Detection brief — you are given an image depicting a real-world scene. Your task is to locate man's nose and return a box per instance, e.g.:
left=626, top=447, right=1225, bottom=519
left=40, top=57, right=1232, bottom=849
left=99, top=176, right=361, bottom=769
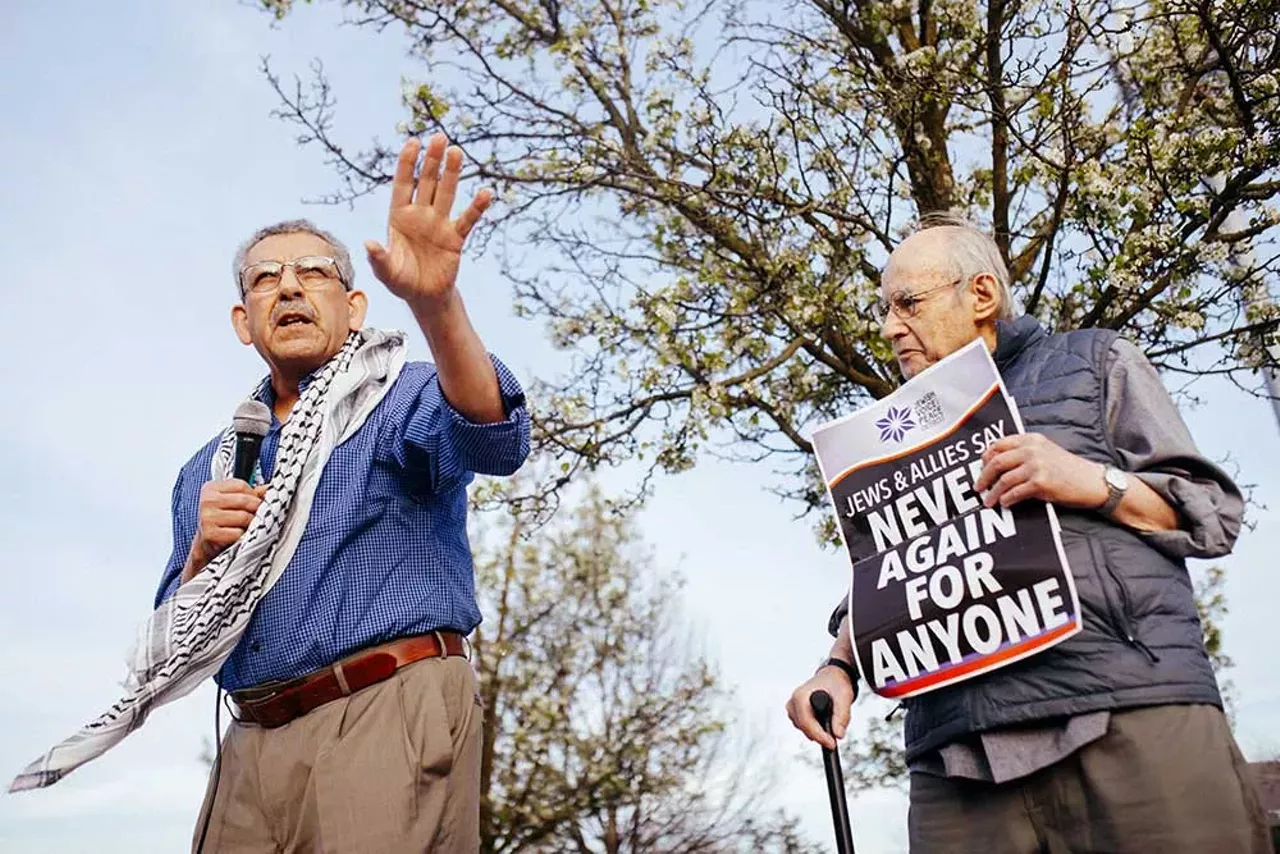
left=277, top=265, right=305, bottom=298
left=880, top=308, right=907, bottom=341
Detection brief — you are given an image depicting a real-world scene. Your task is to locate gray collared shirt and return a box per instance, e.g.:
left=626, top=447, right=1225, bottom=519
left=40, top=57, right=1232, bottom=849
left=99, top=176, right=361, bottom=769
left=910, top=338, right=1244, bottom=784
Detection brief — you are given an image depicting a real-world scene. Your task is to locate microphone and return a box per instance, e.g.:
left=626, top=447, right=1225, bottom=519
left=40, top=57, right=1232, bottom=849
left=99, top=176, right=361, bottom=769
left=231, top=401, right=271, bottom=484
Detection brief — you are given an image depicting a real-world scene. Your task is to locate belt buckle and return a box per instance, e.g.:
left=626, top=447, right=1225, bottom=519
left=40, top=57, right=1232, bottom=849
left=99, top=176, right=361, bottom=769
left=223, top=691, right=246, bottom=724
left=433, top=630, right=449, bottom=660
left=231, top=675, right=301, bottom=719
left=236, top=674, right=301, bottom=703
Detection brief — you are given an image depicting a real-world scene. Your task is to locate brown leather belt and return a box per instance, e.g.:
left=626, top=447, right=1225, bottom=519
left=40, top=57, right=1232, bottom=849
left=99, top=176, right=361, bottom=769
left=230, top=631, right=468, bottom=729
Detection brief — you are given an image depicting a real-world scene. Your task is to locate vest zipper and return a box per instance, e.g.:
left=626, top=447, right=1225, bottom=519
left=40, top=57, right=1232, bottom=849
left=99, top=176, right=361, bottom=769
left=1089, top=538, right=1159, bottom=665
left=1130, top=636, right=1160, bottom=664
left=1108, top=573, right=1159, bottom=663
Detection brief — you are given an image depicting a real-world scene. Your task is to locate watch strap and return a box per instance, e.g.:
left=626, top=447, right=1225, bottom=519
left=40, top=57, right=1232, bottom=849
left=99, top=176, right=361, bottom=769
left=1099, top=466, right=1125, bottom=516
left=820, top=657, right=859, bottom=685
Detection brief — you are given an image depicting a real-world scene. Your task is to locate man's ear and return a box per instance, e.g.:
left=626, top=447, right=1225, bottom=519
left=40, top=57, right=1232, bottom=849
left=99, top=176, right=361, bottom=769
left=231, top=303, right=254, bottom=346
left=347, top=290, right=368, bottom=332
left=968, top=272, right=1004, bottom=323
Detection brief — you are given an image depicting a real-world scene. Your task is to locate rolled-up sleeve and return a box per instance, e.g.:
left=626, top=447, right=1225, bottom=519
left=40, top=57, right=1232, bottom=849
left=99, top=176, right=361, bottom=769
left=400, top=354, right=531, bottom=492
left=1105, top=339, right=1243, bottom=559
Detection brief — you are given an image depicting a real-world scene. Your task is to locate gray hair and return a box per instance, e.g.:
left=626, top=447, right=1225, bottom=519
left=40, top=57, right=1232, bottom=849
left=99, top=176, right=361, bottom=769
left=900, top=210, right=1016, bottom=321
left=232, top=218, right=355, bottom=297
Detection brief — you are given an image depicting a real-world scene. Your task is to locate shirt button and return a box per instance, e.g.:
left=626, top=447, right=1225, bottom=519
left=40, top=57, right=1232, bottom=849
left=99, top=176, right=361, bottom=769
left=250, top=641, right=262, bottom=653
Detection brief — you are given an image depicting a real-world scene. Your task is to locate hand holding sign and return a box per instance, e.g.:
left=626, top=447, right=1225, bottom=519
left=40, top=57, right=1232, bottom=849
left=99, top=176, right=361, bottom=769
left=811, top=340, right=1082, bottom=700
left=976, top=433, right=1109, bottom=510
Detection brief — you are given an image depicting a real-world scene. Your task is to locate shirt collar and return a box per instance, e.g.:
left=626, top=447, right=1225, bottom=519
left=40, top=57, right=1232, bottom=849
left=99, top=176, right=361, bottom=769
left=252, top=368, right=322, bottom=414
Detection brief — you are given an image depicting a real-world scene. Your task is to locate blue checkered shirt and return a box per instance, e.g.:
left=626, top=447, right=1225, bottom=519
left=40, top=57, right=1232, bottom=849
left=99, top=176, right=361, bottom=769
left=154, top=355, right=530, bottom=692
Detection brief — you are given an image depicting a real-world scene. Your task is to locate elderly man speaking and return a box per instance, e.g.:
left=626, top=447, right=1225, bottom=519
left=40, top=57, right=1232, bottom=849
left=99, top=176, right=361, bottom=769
left=13, top=133, right=530, bottom=853
left=786, top=213, right=1270, bottom=852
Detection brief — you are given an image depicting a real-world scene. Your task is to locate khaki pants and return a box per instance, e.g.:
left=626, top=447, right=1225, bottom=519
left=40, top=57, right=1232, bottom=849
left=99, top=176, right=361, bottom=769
left=192, top=656, right=482, bottom=854
left=908, top=704, right=1272, bottom=853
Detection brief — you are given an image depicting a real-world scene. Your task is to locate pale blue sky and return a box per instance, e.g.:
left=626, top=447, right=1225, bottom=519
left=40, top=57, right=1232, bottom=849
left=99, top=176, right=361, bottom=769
left=0, top=3, right=1276, bottom=852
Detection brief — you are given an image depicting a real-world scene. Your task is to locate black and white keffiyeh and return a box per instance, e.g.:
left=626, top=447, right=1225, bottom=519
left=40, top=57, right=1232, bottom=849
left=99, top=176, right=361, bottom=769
left=10, top=328, right=406, bottom=792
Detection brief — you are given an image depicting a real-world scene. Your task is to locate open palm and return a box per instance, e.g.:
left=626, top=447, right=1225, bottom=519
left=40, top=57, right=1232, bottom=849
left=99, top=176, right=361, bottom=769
left=365, top=134, right=492, bottom=303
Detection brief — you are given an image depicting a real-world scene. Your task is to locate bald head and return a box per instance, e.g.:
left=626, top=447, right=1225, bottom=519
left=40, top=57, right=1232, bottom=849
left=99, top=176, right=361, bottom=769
left=886, top=227, right=964, bottom=289
left=877, top=214, right=1014, bottom=378
left=884, top=218, right=1014, bottom=321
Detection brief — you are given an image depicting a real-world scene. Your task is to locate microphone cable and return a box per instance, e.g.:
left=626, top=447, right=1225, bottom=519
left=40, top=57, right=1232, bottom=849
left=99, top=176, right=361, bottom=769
left=194, top=685, right=225, bottom=854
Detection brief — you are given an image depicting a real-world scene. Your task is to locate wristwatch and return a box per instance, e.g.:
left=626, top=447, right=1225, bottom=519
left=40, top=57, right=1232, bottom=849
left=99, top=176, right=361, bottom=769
left=1098, top=465, right=1129, bottom=516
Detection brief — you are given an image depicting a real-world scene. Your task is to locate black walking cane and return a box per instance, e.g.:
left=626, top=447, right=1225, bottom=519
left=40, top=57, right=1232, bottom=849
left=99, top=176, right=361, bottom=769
left=810, top=690, right=856, bottom=854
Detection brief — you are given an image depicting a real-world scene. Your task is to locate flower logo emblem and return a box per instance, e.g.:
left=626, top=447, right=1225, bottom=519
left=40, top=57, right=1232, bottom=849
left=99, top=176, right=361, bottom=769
left=876, top=405, right=916, bottom=443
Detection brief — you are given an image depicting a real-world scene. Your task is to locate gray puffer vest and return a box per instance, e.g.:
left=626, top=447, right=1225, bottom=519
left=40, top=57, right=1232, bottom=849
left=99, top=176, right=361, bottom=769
left=900, top=316, right=1222, bottom=762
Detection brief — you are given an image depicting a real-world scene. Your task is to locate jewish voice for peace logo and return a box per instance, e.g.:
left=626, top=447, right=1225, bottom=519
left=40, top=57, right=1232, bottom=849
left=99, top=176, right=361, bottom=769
left=876, top=405, right=916, bottom=443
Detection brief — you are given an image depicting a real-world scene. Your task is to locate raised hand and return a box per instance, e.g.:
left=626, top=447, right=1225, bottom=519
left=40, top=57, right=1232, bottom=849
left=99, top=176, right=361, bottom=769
left=181, top=479, right=268, bottom=583
left=365, top=133, right=493, bottom=306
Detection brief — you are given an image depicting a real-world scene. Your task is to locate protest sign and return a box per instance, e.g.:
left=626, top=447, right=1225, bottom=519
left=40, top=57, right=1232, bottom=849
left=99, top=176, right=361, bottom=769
left=812, top=340, right=1081, bottom=699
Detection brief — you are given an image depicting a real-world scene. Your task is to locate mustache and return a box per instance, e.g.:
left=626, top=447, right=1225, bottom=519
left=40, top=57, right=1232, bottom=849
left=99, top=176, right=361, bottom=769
left=270, top=300, right=318, bottom=326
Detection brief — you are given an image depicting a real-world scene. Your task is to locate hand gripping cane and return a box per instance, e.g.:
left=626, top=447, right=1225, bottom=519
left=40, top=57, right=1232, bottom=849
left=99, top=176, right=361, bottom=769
left=809, top=690, right=856, bottom=854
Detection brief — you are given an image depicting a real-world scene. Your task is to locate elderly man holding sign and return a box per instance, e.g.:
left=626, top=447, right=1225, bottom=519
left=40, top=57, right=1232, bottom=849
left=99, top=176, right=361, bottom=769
left=786, top=213, right=1270, bottom=852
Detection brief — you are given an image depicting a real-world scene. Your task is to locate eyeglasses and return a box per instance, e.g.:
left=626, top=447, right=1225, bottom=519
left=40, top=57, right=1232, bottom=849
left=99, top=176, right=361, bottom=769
left=872, top=277, right=963, bottom=324
left=239, top=255, right=347, bottom=296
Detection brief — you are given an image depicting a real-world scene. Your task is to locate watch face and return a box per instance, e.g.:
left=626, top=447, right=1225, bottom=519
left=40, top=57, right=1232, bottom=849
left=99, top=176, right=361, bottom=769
left=1105, top=467, right=1129, bottom=490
